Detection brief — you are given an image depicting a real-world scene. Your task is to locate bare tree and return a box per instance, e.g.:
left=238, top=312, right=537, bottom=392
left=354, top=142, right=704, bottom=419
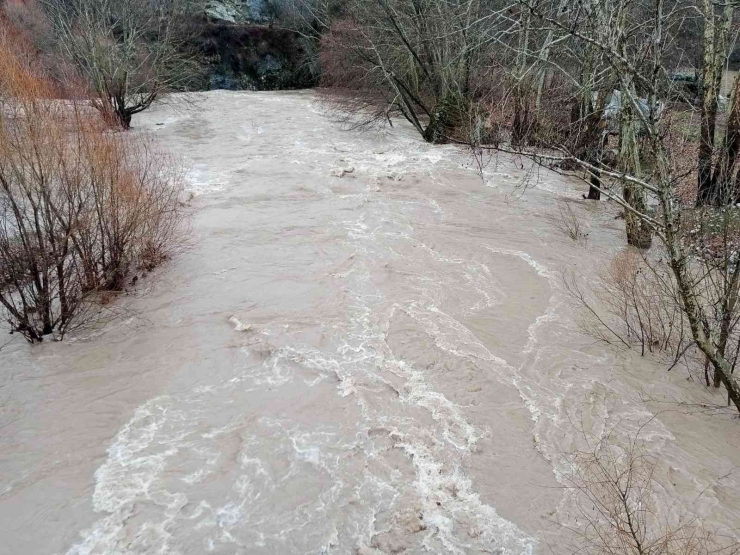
left=318, top=0, right=511, bottom=143
left=465, top=0, right=740, bottom=412
left=41, top=0, right=200, bottom=129
left=696, top=0, right=735, bottom=207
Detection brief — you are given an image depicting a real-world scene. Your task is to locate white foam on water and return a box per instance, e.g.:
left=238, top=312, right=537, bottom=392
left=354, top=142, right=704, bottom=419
left=185, top=164, right=228, bottom=195
left=311, top=199, right=538, bottom=553
left=60, top=92, right=729, bottom=555
left=523, top=301, right=560, bottom=355
left=66, top=398, right=183, bottom=555
left=484, top=246, right=553, bottom=279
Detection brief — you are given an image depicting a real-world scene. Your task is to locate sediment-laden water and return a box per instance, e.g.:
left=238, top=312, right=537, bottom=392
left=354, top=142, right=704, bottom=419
left=1, top=91, right=738, bottom=555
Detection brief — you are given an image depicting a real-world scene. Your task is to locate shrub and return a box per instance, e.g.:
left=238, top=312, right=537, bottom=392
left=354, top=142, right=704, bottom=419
left=0, top=21, right=186, bottom=341
left=562, top=250, right=697, bottom=369
left=559, top=425, right=739, bottom=555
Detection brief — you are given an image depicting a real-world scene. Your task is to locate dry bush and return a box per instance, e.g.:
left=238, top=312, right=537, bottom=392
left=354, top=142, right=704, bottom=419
left=71, top=131, right=186, bottom=291
left=563, top=250, right=696, bottom=365
left=564, top=245, right=740, bottom=392
left=599, top=251, right=689, bottom=357
left=564, top=244, right=740, bottom=413
left=0, top=21, right=186, bottom=342
left=558, top=425, right=739, bottom=555
left=2, top=0, right=79, bottom=90
left=548, top=200, right=589, bottom=243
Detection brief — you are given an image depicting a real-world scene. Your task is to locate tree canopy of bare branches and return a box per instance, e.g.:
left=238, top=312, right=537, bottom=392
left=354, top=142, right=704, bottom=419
left=40, top=0, right=201, bottom=128
left=317, top=0, right=513, bottom=142
left=303, top=0, right=740, bottom=414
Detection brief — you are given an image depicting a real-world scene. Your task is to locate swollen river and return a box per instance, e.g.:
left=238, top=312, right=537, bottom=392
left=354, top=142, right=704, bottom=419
left=1, top=91, right=738, bottom=555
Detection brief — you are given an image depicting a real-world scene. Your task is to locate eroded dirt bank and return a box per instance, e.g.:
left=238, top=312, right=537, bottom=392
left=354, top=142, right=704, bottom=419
left=0, top=91, right=738, bottom=555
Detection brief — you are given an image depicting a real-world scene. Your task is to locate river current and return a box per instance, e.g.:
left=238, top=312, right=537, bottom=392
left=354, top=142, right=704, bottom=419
left=1, top=91, right=738, bottom=555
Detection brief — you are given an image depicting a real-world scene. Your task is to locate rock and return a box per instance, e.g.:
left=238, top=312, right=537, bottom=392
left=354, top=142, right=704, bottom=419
left=229, top=316, right=252, bottom=332
left=205, top=0, right=270, bottom=24
left=205, top=1, right=240, bottom=23
left=195, top=24, right=317, bottom=91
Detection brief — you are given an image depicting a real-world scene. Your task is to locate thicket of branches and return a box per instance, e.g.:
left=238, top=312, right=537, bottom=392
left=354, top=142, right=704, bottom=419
left=8, top=0, right=204, bottom=129
left=0, top=19, right=186, bottom=341
left=558, top=424, right=739, bottom=555
left=563, top=248, right=740, bottom=394
left=291, top=0, right=740, bottom=416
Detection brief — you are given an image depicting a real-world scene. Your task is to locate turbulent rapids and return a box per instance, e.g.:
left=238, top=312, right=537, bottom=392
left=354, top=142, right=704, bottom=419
left=1, top=91, right=738, bottom=555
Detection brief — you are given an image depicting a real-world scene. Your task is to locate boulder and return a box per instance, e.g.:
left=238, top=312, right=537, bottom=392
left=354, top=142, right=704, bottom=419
left=204, top=0, right=269, bottom=24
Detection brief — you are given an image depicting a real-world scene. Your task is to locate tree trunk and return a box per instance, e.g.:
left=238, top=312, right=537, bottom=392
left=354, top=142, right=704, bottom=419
left=697, top=0, right=718, bottom=205
left=569, top=46, right=608, bottom=200
left=696, top=1, right=734, bottom=205
left=697, top=93, right=719, bottom=205
left=671, top=258, right=740, bottom=412
left=511, top=9, right=532, bottom=148
left=423, top=93, right=464, bottom=144
left=587, top=171, right=602, bottom=200
left=118, top=108, right=133, bottom=130
left=511, top=87, right=531, bottom=148
left=619, top=85, right=652, bottom=248
left=659, top=185, right=740, bottom=412
left=534, top=0, right=570, bottom=110
left=713, top=73, right=740, bottom=204
left=714, top=259, right=740, bottom=387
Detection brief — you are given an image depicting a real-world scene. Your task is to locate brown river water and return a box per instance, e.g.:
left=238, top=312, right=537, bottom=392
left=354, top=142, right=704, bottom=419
left=1, top=90, right=738, bottom=555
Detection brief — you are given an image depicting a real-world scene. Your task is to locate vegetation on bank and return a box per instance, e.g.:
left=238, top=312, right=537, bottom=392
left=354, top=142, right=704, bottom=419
left=0, top=1, right=738, bottom=551
left=0, top=18, right=186, bottom=341
left=262, top=0, right=740, bottom=417
left=3, top=0, right=317, bottom=128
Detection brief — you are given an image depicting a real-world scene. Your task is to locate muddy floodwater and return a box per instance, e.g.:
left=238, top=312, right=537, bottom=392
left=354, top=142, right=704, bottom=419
left=1, top=91, right=738, bottom=555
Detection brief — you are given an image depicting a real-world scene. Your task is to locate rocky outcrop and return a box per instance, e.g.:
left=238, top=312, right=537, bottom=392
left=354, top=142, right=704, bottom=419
left=173, top=1, right=318, bottom=92
left=204, top=0, right=269, bottom=24
left=195, top=21, right=316, bottom=91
